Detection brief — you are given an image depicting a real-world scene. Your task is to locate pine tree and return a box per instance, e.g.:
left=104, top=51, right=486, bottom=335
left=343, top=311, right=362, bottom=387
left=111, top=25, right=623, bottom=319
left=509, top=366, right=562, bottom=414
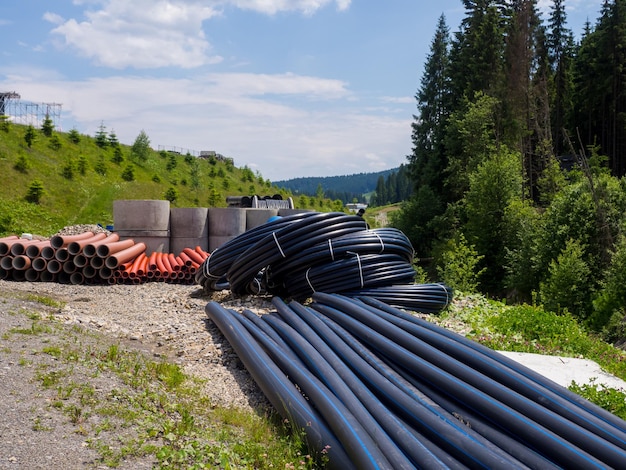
left=448, top=0, right=507, bottom=107
left=409, top=14, right=451, bottom=197
left=572, top=0, right=626, bottom=176
left=41, top=114, right=54, bottom=137
left=95, top=122, right=108, bottom=148
left=547, top=0, right=575, bottom=156
left=503, top=0, right=551, bottom=201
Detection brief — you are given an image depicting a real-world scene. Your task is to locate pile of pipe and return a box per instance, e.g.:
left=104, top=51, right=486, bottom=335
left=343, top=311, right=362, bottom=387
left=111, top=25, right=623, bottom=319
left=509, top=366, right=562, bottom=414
left=196, top=211, right=448, bottom=311
left=0, top=232, right=208, bottom=285
left=206, top=293, right=626, bottom=469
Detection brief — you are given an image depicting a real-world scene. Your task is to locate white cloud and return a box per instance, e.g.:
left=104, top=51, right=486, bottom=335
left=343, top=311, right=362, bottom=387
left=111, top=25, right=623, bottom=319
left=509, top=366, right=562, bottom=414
left=227, top=0, right=351, bottom=15
left=47, top=0, right=222, bottom=68
left=0, top=71, right=408, bottom=180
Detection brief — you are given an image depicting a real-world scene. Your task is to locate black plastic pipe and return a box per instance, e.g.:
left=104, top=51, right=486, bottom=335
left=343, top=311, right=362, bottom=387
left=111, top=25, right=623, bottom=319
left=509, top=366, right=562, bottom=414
left=311, top=294, right=615, bottom=469
left=204, top=301, right=354, bottom=470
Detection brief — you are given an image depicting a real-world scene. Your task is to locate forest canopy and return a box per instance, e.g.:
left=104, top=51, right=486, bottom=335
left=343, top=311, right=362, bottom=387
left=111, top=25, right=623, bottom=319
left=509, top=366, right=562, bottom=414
left=394, top=0, right=626, bottom=338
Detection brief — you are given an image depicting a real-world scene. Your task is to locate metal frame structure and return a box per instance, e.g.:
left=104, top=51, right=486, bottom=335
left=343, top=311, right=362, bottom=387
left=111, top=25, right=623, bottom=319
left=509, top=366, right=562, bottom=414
left=0, top=91, right=62, bottom=129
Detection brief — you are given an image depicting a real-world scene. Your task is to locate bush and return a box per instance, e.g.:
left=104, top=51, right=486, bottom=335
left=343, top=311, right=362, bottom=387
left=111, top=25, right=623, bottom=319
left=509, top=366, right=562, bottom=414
left=25, top=180, right=45, bottom=204
left=591, top=234, right=626, bottom=332
left=121, top=165, right=135, bottom=182
left=14, top=154, right=30, bottom=173
left=539, top=238, right=593, bottom=320
left=436, top=232, right=485, bottom=293
left=164, top=187, right=178, bottom=203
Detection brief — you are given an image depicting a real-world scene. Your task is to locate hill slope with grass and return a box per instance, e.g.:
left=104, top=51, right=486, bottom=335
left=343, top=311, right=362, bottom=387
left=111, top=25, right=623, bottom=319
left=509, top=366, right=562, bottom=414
left=0, top=121, right=314, bottom=237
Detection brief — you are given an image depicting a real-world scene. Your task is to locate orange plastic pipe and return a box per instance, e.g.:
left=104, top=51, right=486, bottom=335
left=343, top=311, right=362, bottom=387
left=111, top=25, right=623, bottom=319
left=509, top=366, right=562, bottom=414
left=194, top=245, right=210, bottom=260
left=50, top=231, right=94, bottom=249
left=67, top=232, right=107, bottom=256
left=182, top=247, right=205, bottom=265
left=155, top=252, right=167, bottom=278
left=104, top=242, right=146, bottom=269
left=96, top=238, right=135, bottom=258
left=83, top=233, right=121, bottom=257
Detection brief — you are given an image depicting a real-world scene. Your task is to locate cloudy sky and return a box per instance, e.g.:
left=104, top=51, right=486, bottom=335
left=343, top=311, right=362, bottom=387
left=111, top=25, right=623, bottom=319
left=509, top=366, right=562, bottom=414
left=0, top=0, right=603, bottom=181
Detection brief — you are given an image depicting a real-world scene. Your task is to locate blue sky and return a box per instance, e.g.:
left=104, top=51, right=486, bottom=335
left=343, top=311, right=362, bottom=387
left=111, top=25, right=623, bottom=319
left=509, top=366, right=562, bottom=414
left=0, top=0, right=603, bottom=181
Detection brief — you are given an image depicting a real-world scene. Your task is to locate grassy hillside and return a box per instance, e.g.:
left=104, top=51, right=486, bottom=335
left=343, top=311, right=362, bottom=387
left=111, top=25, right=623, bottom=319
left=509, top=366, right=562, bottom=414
left=0, top=121, right=303, bottom=237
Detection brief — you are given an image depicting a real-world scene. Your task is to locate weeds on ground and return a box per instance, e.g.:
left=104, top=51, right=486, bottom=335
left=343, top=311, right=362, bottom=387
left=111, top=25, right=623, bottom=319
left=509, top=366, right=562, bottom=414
left=441, top=292, right=626, bottom=413
left=6, top=308, right=326, bottom=469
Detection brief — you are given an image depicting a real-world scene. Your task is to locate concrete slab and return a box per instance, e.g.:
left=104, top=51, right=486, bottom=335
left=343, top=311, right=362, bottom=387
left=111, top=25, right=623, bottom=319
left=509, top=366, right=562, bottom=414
left=497, top=351, right=626, bottom=391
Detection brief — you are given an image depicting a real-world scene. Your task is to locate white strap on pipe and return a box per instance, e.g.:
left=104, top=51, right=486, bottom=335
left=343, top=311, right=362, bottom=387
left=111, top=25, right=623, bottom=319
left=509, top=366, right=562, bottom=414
left=272, top=231, right=287, bottom=258
left=305, top=267, right=315, bottom=294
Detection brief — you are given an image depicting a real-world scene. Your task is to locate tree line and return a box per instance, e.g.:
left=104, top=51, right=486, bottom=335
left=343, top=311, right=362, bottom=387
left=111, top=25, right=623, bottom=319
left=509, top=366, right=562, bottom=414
left=393, top=0, right=626, bottom=339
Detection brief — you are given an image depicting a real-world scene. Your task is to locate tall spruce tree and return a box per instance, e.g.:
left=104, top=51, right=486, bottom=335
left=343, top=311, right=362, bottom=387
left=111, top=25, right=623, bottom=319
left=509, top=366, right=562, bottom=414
left=448, top=0, right=508, bottom=107
left=398, top=14, right=452, bottom=255
left=547, top=0, right=575, bottom=157
left=572, top=0, right=626, bottom=176
left=503, top=0, right=551, bottom=201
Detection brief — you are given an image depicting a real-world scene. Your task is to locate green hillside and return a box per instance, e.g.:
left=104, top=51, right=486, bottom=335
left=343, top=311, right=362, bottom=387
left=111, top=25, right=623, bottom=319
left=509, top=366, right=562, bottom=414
left=0, top=120, right=318, bottom=237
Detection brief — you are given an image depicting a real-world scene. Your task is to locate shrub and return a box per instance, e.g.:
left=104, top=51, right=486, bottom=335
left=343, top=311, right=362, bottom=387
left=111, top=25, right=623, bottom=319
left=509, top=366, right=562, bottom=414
left=436, top=232, right=485, bottom=293
left=14, top=154, right=30, bottom=173
left=164, top=187, right=178, bottom=203
left=539, top=239, right=593, bottom=319
left=121, top=164, right=135, bottom=182
left=68, top=128, right=81, bottom=144
left=25, top=180, right=45, bottom=203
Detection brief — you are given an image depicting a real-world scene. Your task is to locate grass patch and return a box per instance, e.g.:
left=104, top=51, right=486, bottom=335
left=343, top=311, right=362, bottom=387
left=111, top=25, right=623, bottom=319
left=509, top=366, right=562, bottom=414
left=442, top=292, right=626, bottom=413
left=11, top=315, right=326, bottom=469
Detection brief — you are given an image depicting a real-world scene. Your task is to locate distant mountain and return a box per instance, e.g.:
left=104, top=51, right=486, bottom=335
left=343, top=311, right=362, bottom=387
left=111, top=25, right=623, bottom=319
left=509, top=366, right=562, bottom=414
left=273, top=168, right=398, bottom=203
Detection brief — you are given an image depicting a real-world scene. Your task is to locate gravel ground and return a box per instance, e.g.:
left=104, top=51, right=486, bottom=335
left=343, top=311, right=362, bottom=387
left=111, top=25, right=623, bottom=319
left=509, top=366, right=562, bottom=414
left=0, top=279, right=274, bottom=469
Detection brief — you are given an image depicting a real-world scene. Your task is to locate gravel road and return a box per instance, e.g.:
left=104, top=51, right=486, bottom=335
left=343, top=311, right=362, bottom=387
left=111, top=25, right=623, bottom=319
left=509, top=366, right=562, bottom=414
left=0, top=280, right=273, bottom=469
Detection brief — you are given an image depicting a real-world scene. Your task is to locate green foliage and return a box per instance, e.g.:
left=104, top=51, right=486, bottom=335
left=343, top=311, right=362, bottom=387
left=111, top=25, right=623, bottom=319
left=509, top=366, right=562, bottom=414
left=121, top=164, right=135, bottom=182
left=164, top=187, right=178, bottom=203
left=61, top=158, right=76, bottom=180
left=464, top=146, right=523, bottom=292
left=166, top=153, right=177, bottom=171
left=539, top=239, right=593, bottom=319
left=94, top=122, right=108, bottom=148
left=436, top=232, right=485, bottom=293
left=77, top=155, right=88, bottom=176
left=13, top=154, right=30, bottom=173
left=94, top=155, right=107, bottom=176
left=25, top=180, right=45, bottom=204
left=591, top=235, right=626, bottom=331
left=152, top=174, right=161, bottom=183
left=67, top=128, right=81, bottom=144
left=41, top=115, right=54, bottom=137
left=568, top=381, right=626, bottom=420
left=131, top=129, right=151, bottom=162
left=48, top=134, right=62, bottom=151
left=111, top=145, right=124, bottom=164
left=24, top=125, right=36, bottom=148
left=0, top=115, right=10, bottom=132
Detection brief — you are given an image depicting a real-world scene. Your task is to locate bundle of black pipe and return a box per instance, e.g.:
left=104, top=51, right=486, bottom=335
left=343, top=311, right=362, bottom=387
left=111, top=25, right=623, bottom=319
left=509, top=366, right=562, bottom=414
left=196, top=211, right=420, bottom=300
left=205, top=294, right=626, bottom=469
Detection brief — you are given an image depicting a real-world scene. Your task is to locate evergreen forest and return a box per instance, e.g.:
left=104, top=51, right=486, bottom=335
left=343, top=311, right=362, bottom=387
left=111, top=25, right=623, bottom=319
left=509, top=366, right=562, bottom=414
left=393, top=0, right=626, bottom=339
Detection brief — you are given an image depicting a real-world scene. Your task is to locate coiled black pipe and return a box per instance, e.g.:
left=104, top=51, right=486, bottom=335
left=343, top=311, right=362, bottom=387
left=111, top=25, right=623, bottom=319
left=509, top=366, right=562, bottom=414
left=227, top=213, right=368, bottom=295
left=196, top=211, right=316, bottom=289
left=342, top=283, right=454, bottom=313
left=268, top=228, right=415, bottom=280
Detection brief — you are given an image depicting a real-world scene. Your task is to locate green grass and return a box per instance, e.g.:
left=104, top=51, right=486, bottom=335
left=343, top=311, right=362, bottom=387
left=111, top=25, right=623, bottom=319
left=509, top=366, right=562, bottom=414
left=442, top=292, right=626, bottom=412
left=2, top=306, right=327, bottom=469
left=0, top=122, right=340, bottom=237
